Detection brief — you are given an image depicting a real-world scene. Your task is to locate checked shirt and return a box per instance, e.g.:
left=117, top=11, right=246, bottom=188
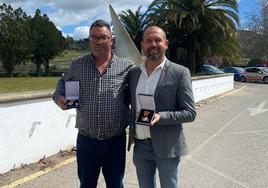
left=53, top=54, right=133, bottom=136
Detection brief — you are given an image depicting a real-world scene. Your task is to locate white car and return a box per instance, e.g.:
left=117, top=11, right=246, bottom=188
left=240, top=67, right=268, bottom=84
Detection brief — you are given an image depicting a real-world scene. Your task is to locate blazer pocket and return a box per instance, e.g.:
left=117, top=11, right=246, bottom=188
left=160, top=80, right=175, bottom=87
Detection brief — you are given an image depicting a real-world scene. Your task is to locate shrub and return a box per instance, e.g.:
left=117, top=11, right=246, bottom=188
left=49, top=65, right=57, bottom=72
left=247, top=57, right=264, bottom=67
left=17, top=72, right=31, bottom=77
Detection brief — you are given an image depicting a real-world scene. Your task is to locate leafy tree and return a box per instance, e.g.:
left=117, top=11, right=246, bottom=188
left=145, top=0, right=240, bottom=73
left=242, top=1, right=268, bottom=60
left=239, top=30, right=264, bottom=59
left=0, top=3, right=30, bottom=77
left=201, top=28, right=241, bottom=66
left=119, top=6, right=149, bottom=52
left=29, top=9, right=66, bottom=76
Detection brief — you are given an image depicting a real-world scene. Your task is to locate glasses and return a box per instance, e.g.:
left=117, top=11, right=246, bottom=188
left=89, top=35, right=111, bottom=43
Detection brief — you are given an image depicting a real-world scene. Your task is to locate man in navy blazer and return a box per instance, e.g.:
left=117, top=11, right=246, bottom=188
left=127, top=26, right=196, bottom=188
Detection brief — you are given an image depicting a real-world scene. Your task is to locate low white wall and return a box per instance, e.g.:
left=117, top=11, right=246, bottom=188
left=0, top=74, right=233, bottom=174
left=192, top=74, right=234, bottom=102
left=0, top=99, right=77, bottom=174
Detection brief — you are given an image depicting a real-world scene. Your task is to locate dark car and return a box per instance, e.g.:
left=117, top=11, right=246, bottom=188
left=200, top=64, right=224, bottom=75
left=223, top=67, right=244, bottom=81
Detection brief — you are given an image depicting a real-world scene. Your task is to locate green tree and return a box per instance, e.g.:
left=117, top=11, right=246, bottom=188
left=200, top=27, right=241, bottom=66
left=147, top=0, right=240, bottom=73
left=29, top=9, right=66, bottom=76
left=119, top=6, right=148, bottom=52
left=0, top=3, right=30, bottom=77
left=242, top=1, right=268, bottom=60
left=239, top=30, right=263, bottom=59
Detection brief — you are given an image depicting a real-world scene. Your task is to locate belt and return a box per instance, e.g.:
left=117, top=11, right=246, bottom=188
left=78, top=130, right=124, bottom=140
left=135, top=138, right=152, bottom=144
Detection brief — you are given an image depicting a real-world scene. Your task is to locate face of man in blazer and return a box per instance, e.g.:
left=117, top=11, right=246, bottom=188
left=141, top=26, right=169, bottom=63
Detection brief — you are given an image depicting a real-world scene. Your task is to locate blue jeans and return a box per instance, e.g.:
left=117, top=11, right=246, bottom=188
left=133, top=139, right=180, bottom=188
left=76, top=132, right=126, bottom=188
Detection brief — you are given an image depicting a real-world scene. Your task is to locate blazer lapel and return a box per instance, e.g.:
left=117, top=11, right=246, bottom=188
left=130, top=68, right=142, bottom=120
left=154, top=60, right=170, bottom=98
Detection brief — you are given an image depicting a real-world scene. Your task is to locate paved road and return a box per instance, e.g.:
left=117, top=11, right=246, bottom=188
left=9, top=82, right=268, bottom=188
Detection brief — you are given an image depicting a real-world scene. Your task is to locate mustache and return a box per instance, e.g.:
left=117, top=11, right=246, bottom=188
left=148, top=47, right=159, bottom=51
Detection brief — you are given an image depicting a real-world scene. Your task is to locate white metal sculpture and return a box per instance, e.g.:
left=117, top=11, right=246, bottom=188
left=109, top=5, right=143, bottom=65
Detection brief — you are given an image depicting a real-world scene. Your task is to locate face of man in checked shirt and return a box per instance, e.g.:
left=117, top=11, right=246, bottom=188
left=89, top=26, right=113, bottom=58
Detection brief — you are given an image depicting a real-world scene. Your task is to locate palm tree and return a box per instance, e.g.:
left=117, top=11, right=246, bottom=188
left=147, top=0, right=240, bottom=73
left=119, top=6, right=149, bottom=52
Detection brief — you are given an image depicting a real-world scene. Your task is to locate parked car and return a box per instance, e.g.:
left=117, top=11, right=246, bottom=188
left=240, top=67, right=268, bottom=84
left=223, top=67, right=244, bottom=81
left=263, top=61, right=268, bottom=67
left=200, top=64, right=224, bottom=75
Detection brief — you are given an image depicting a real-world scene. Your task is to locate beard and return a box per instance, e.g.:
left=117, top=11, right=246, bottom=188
left=144, top=47, right=165, bottom=61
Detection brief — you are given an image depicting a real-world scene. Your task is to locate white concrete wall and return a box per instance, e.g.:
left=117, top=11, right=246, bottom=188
left=0, top=99, right=77, bottom=174
left=192, top=75, right=234, bottom=102
left=0, top=74, right=233, bottom=174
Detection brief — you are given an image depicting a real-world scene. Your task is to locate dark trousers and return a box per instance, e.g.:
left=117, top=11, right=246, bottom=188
left=76, top=132, right=126, bottom=188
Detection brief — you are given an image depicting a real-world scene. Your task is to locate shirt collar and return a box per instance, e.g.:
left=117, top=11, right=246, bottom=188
left=90, top=53, right=115, bottom=68
left=140, top=56, right=166, bottom=74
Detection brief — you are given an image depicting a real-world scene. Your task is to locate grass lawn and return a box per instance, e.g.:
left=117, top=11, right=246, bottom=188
left=0, top=50, right=88, bottom=94
left=53, top=49, right=88, bottom=61
left=0, top=77, right=60, bottom=94
left=0, top=50, right=88, bottom=73
left=51, top=50, right=89, bottom=68
left=47, top=50, right=90, bottom=71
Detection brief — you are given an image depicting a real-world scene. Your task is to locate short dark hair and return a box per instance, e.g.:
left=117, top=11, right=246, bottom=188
left=142, top=25, right=166, bottom=40
left=90, top=19, right=111, bottom=31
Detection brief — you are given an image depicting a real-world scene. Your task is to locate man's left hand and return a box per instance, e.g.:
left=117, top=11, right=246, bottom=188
left=151, top=113, right=160, bottom=127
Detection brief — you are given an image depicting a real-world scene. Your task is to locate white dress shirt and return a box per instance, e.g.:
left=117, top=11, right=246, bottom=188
left=135, top=58, right=166, bottom=139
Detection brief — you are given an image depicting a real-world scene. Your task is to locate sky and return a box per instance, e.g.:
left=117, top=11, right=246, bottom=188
left=0, top=0, right=260, bottom=40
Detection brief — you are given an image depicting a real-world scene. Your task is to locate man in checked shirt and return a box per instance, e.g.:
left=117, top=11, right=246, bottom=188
left=53, top=20, right=133, bottom=188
